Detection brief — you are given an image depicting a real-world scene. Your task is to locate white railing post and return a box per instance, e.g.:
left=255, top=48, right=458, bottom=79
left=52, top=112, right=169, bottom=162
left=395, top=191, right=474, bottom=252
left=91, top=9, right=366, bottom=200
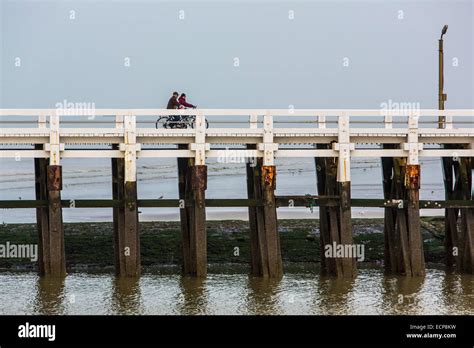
left=115, top=114, right=124, bottom=130
left=121, top=114, right=139, bottom=182
left=318, top=115, right=326, bottom=129
left=384, top=114, right=393, bottom=129
left=190, top=111, right=208, bottom=165
left=404, top=113, right=422, bottom=165
left=258, top=111, right=278, bottom=165
left=445, top=114, right=453, bottom=129
left=38, top=114, right=46, bottom=129
left=249, top=114, right=258, bottom=129
left=334, top=113, right=353, bottom=182
left=115, top=114, right=124, bottom=159
left=47, top=113, right=62, bottom=165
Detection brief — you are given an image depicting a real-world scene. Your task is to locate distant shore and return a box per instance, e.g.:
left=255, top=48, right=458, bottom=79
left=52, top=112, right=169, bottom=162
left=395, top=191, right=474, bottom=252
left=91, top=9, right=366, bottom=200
left=0, top=218, right=446, bottom=271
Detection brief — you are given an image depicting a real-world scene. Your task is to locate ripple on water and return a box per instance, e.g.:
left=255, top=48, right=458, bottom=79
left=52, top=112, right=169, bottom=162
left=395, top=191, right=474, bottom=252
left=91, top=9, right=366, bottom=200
left=0, top=268, right=472, bottom=315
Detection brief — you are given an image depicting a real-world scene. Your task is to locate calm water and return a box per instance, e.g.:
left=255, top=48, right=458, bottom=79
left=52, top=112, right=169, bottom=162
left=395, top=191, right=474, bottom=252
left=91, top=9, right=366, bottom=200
left=1, top=265, right=473, bottom=315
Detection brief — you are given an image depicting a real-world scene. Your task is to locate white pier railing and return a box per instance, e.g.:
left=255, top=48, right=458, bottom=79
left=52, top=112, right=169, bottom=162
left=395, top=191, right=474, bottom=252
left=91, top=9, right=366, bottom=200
left=0, top=108, right=473, bottom=182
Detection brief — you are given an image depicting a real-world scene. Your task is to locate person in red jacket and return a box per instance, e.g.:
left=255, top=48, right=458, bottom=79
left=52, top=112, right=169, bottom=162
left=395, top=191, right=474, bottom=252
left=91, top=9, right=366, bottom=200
left=178, top=93, right=196, bottom=108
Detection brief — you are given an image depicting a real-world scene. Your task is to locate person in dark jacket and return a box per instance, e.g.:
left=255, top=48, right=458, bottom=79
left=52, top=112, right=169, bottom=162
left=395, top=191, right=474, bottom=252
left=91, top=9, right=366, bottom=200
left=166, top=91, right=182, bottom=128
left=178, top=93, right=196, bottom=108
left=167, top=91, right=181, bottom=109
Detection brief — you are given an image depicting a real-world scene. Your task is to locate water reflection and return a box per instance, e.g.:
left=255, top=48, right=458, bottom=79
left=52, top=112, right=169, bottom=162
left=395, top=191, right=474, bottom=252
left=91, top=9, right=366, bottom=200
left=441, top=273, right=474, bottom=314
left=317, top=276, right=355, bottom=314
left=33, top=277, right=66, bottom=314
left=382, top=275, right=425, bottom=314
left=5, top=267, right=474, bottom=315
left=246, top=276, right=282, bottom=315
left=110, top=277, right=143, bottom=315
left=175, top=277, right=208, bottom=315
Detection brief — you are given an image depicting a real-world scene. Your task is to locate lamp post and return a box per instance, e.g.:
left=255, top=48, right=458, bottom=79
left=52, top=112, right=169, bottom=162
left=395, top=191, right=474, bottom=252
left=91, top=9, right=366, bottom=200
left=438, top=24, right=456, bottom=270
left=438, top=24, right=448, bottom=128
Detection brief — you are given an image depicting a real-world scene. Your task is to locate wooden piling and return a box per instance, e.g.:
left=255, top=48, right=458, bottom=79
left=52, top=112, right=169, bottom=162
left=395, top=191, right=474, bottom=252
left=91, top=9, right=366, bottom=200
left=405, top=164, right=425, bottom=276
left=112, top=147, right=125, bottom=275
left=442, top=153, right=459, bottom=270
left=459, top=156, right=474, bottom=273
left=381, top=151, right=397, bottom=273
left=178, top=154, right=208, bottom=277
left=112, top=115, right=141, bottom=277
left=112, top=147, right=140, bottom=277
left=34, top=147, right=50, bottom=276
left=460, top=209, right=474, bottom=273
left=381, top=155, right=425, bottom=277
left=43, top=165, right=66, bottom=277
left=245, top=160, right=282, bottom=278
left=326, top=156, right=344, bottom=276
left=189, top=165, right=208, bottom=277
left=315, top=144, right=356, bottom=278
left=257, top=174, right=270, bottom=278
left=261, top=165, right=283, bottom=278
left=442, top=145, right=474, bottom=274
left=246, top=147, right=264, bottom=276
left=395, top=159, right=412, bottom=275
left=339, top=181, right=356, bottom=276
left=178, top=145, right=192, bottom=275
left=123, top=181, right=140, bottom=276
left=315, top=146, right=336, bottom=275
left=34, top=113, right=66, bottom=277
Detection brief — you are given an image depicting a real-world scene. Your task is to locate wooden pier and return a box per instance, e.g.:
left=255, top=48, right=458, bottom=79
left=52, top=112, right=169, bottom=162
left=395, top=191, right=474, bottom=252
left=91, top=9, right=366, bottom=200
left=0, top=109, right=473, bottom=278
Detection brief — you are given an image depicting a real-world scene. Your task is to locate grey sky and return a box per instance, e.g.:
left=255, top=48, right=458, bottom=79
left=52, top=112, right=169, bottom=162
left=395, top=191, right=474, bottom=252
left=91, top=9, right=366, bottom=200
left=1, top=0, right=473, bottom=109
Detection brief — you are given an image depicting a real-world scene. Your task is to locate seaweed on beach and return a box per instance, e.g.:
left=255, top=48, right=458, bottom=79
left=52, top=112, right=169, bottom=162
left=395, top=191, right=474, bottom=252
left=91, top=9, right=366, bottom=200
left=0, top=218, right=446, bottom=271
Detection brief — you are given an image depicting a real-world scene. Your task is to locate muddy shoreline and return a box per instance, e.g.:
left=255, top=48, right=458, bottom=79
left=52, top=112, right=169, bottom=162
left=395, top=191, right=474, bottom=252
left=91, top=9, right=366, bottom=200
left=0, top=218, right=446, bottom=271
